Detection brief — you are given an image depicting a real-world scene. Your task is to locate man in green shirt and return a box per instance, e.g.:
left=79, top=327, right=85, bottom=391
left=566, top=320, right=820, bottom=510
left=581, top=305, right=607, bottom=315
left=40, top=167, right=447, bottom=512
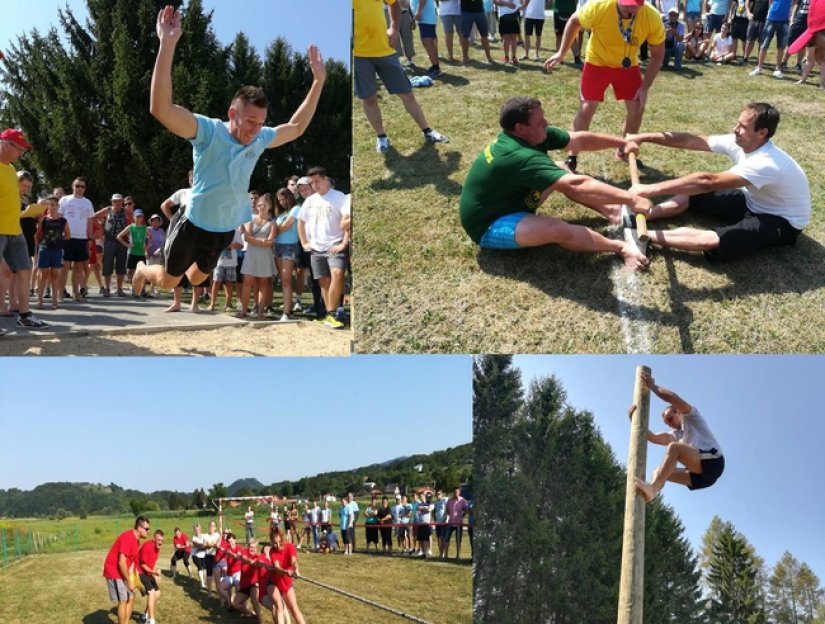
left=459, top=96, right=651, bottom=270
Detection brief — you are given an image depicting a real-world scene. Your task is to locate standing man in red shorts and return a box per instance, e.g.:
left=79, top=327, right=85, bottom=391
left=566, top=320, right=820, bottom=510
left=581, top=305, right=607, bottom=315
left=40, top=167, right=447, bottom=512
left=102, top=516, right=150, bottom=624
left=544, top=0, right=666, bottom=173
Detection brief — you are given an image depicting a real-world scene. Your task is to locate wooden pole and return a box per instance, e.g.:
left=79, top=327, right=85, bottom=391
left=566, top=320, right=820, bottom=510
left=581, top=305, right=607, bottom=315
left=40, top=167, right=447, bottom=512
left=617, top=365, right=651, bottom=624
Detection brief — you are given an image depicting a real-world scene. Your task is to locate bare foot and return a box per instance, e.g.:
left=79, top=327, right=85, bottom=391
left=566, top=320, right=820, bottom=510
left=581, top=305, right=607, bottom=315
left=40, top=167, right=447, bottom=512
left=635, top=478, right=656, bottom=502
left=207, top=305, right=216, bottom=311
left=620, top=243, right=650, bottom=271
left=164, top=303, right=181, bottom=313
left=190, top=305, right=200, bottom=313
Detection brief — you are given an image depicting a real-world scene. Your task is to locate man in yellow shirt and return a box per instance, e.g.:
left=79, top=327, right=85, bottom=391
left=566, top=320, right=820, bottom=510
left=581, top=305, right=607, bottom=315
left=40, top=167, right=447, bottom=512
left=544, top=0, right=665, bottom=173
left=0, top=129, right=46, bottom=331
left=354, top=0, right=450, bottom=153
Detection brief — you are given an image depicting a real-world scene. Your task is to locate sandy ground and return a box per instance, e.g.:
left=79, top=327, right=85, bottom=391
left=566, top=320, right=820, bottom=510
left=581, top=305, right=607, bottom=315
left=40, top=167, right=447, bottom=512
left=0, top=321, right=352, bottom=356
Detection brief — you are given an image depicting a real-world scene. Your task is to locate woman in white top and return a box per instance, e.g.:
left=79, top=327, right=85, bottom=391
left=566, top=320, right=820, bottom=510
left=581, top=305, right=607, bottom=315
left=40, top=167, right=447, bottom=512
left=191, top=523, right=208, bottom=589
left=709, top=21, right=735, bottom=63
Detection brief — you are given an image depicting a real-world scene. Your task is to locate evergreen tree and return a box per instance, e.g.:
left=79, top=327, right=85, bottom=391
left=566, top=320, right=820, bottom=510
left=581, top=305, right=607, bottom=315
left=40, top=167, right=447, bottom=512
left=769, top=552, right=825, bottom=624
left=706, top=521, right=767, bottom=624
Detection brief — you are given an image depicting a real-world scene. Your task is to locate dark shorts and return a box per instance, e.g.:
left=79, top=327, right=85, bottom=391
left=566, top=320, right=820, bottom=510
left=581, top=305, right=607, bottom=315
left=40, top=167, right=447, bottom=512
left=297, top=247, right=311, bottom=269
left=204, top=553, right=216, bottom=576
left=341, top=528, right=351, bottom=545
left=416, top=524, right=432, bottom=541
left=746, top=19, right=765, bottom=42
left=171, top=550, right=191, bottom=566
left=788, top=14, right=808, bottom=46
left=164, top=211, right=235, bottom=278
left=730, top=16, right=749, bottom=41
left=461, top=10, right=489, bottom=39
left=554, top=12, right=572, bottom=36
left=103, top=240, right=128, bottom=276
left=688, top=451, right=725, bottom=490
left=354, top=55, right=412, bottom=100
left=705, top=12, right=726, bottom=34
left=524, top=17, right=545, bottom=36
left=688, top=189, right=802, bottom=262
left=499, top=12, right=521, bottom=35
left=37, top=247, right=64, bottom=269
left=366, top=525, right=379, bottom=544
left=63, top=238, right=89, bottom=263
left=126, top=254, right=145, bottom=271
left=418, top=22, right=437, bottom=39
left=193, top=555, right=206, bottom=570
left=139, top=574, right=159, bottom=592
left=444, top=525, right=463, bottom=544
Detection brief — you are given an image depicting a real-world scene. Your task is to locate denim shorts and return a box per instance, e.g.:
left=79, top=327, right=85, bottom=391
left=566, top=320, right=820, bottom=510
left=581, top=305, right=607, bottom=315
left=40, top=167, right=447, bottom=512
left=275, top=242, right=300, bottom=262
left=760, top=19, right=790, bottom=50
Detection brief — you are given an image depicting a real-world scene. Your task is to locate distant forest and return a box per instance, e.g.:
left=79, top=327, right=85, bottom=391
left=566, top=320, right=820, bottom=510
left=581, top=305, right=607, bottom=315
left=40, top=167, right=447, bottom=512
left=1, top=444, right=472, bottom=519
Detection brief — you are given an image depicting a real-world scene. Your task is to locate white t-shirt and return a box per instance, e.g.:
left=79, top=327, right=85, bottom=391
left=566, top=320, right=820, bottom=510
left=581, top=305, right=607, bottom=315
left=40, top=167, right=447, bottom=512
left=672, top=406, right=722, bottom=456
left=58, top=195, right=94, bottom=239
left=167, top=187, right=191, bottom=209
left=712, top=33, right=733, bottom=55
left=438, top=0, right=461, bottom=16
left=524, top=0, right=546, bottom=19
left=708, top=134, right=811, bottom=229
left=216, top=227, right=243, bottom=267
left=299, top=188, right=350, bottom=252
left=498, top=1, right=520, bottom=16
left=659, top=0, right=679, bottom=15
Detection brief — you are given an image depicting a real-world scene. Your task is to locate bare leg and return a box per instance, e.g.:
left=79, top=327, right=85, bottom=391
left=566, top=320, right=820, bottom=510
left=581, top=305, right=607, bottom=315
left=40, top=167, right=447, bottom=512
left=649, top=227, right=721, bottom=252
left=646, top=195, right=690, bottom=220
left=622, top=98, right=644, bottom=137
left=636, top=442, right=702, bottom=501
left=397, top=91, right=430, bottom=130
left=514, top=214, right=649, bottom=270
left=165, top=287, right=182, bottom=312
left=569, top=100, right=600, bottom=157
left=361, top=94, right=386, bottom=135
left=283, top=588, right=306, bottom=624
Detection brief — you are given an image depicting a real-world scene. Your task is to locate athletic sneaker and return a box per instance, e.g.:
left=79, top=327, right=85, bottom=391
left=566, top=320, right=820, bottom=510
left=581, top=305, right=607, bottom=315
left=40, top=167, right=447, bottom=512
left=424, top=129, right=450, bottom=144
left=376, top=136, right=391, bottom=153
left=426, top=65, right=444, bottom=78
left=323, top=314, right=345, bottom=329
left=79, top=287, right=87, bottom=297
left=795, top=62, right=802, bottom=73
left=102, top=288, right=111, bottom=298
left=772, top=69, right=783, bottom=78
left=279, top=313, right=293, bottom=322
left=17, top=314, right=47, bottom=328
left=564, top=155, right=578, bottom=173
left=117, top=289, right=126, bottom=297
left=749, top=67, right=763, bottom=76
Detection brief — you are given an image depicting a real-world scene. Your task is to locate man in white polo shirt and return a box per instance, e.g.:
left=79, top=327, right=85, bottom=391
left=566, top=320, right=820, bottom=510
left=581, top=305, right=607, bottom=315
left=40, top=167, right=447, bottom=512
left=626, top=102, right=810, bottom=262
left=298, top=166, right=350, bottom=330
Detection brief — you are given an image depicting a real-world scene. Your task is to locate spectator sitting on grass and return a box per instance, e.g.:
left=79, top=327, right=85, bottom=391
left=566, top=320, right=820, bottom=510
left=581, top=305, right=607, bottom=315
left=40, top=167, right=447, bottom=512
left=684, top=22, right=710, bottom=61
left=709, top=22, right=736, bottom=63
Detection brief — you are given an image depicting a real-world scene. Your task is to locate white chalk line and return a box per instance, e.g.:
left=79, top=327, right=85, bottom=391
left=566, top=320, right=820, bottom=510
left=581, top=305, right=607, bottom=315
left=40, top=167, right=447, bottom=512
left=607, top=167, right=652, bottom=354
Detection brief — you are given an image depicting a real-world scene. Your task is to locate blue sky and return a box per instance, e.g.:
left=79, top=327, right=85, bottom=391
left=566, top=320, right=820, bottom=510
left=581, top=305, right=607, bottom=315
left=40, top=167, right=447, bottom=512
left=0, top=1, right=351, bottom=69
left=514, top=355, right=825, bottom=583
left=0, top=355, right=471, bottom=492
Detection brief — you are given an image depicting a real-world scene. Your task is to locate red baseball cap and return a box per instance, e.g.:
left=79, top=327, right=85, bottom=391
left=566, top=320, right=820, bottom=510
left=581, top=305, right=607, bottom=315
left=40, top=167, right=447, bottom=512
left=789, top=0, right=825, bottom=54
left=0, top=128, right=32, bottom=151
left=618, top=0, right=645, bottom=6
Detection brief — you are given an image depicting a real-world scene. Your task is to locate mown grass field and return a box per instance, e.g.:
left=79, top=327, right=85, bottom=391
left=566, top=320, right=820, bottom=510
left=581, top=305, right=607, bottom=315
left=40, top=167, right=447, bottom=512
left=352, top=32, right=825, bottom=354
left=0, top=547, right=470, bottom=624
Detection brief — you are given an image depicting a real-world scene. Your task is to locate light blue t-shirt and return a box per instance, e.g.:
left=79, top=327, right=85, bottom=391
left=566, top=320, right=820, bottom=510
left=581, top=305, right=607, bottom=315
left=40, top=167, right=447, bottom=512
left=708, top=0, right=730, bottom=14
left=338, top=505, right=350, bottom=531
left=685, top=0, right=702, bottom=12
left=412, top=0, right=438, bottom=23
left=188, top=114, right=277, bottom=232
left=767, top=0, right=793, bottom=20
left=434, top=498, right=447, bottom=523
left=275, top=205, right=301, bottom=244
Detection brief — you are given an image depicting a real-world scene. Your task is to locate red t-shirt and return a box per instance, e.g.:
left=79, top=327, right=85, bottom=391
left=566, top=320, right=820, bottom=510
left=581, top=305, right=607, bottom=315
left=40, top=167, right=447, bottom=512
left=139, top=540, right=161, bottom=574
left=225, top=543, right=242, bottom=575
left=256, top=552, right=271, bottom=587
left=173, top=532, right=191, bottom=553
left=269, top=543, right=297, bottom=593
left=239, top=548, right=260, bottom=587
left=103, top=530, right=140, bottom=580
left=214, top=537, right=226, bottom=562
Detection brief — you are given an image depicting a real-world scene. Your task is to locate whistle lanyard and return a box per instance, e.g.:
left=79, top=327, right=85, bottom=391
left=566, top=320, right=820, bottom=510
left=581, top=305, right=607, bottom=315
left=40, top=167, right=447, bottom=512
left=617, top=7, right=638, bottom=68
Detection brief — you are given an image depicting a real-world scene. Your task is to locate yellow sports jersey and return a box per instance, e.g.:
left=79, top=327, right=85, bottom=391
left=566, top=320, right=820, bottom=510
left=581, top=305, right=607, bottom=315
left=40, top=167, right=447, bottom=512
left=0, top=162, right=21, bottom=236
left=354, top=0, right=396, bottom=58
left=578, top=0, right=666, bottom=68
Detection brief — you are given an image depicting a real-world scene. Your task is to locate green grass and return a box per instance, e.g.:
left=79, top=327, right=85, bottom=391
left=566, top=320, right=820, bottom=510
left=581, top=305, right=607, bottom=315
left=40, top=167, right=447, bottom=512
left=352, top=36, right=825, bottom=353
left=0, top=548, right=470, bottom=624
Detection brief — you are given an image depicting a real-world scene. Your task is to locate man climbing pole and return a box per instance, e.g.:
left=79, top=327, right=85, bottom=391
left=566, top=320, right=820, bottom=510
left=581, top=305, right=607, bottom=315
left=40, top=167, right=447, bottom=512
left=630, top=371, right=724, bottom=502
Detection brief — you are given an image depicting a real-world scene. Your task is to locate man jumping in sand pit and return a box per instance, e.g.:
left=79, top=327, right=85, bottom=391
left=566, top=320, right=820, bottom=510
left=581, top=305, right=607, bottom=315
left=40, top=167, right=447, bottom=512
left=132, top=5, right=325, bottom=298
left=459, top=96, right=652, bottom=271
left=625, top=102, right=811, bottom=262
left=630, top=371, right=724, bottom=502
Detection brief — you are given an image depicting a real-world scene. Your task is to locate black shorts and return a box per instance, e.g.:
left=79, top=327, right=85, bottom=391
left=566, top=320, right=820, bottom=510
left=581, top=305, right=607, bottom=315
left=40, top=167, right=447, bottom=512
left=498, top=12, right=520, bottom=35
left=689, top=451, right=725, bottom=490
left=193, top=556, right=205, bottom=570
left=341, top=528, right=351, bottom=545
left=126, top=254, right=145, bottom=271
left=688, top=190, right=801, bottom=262
left=524, top=17, right=545, bottom=37
left=139, top=574, right=159, bottom=592
left=554, top=12, right=572, bottom=36
left=416, top=524, right=432, bottom=541
left=204, top=553, right=216, bottom=576
left=164, top=211, right=235, bottom=278
left=297, top=248, right=311, bottom=269
left=730, top=16, right=749, bottom=41
left=171, top=550, right=191, bottom=566
left=788, top=15, right=808, bottom=46
left=746, top=19, right=765, bottom=43
left=444, top=525, right=463, bottom=544
left=64, top=238, right=89, bottom=263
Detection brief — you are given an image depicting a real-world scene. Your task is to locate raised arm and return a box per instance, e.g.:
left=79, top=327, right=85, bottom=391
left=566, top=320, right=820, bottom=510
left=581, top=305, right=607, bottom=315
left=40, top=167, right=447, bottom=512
left=269, top=46, right=326, bottom=148
left=642, top=371, right=692, bottom=413
left=150, top=6, right=198, bottom=139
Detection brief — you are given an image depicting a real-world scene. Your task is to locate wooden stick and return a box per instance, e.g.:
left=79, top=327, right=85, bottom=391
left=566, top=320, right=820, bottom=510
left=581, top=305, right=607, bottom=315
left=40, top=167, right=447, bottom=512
left=627, top=153, right=649, bottom=242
